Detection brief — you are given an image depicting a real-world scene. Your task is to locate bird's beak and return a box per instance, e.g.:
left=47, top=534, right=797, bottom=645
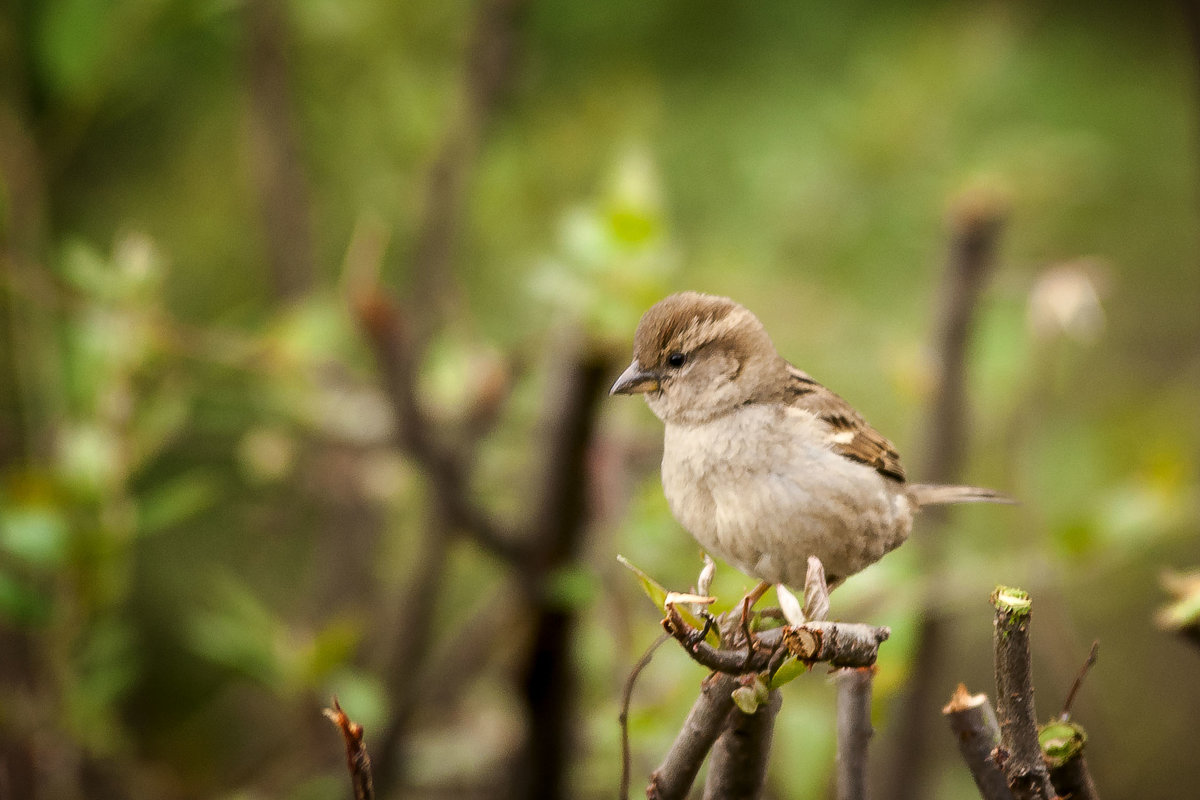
left=610, top=360, right=661, bottom=396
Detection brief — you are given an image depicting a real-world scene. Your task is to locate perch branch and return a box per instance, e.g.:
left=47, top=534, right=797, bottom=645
left=836, top=667, right=876, bottom=800
left=663, top=604, right=890, bottom=673
left=942, top=684, right=1013, bottom=800
left=646, top=672, right=740, bottom=800
left=991, top=587, right=1057, bottom=800
left=701, top=687, right=782, bottom=800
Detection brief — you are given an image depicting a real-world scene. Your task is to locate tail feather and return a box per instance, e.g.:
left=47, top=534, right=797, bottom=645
left=908, top=483, right=1016, bottom=507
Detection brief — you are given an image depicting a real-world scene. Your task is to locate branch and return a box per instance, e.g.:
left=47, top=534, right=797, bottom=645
left=243, top=0, right=315, bottom=301
left=1039, top=721, right=1099, bottom=800
left=353, top=289, right=527, bottom=563
left=878, top=186, right=1007, bottom=800
left=663, top=604, right=890, bottom=674
left=943, top=684, right=1013, bottom=800
left=324, top=698, right=375, bottom=800
left=408, top=0, right=528, bottom=347
left=836, top=668, right=875, bottom=800
left=370, top=514, right=453, bottom=794
left=701, top=687, right=782, bottom=800
left=922, top=189, right=1008, bottom=484
left=991, top=587, right=1057, bottom=800
left=646, top=672, right=739, bottom=800
left=1059, top=640, right=1099, bottom=720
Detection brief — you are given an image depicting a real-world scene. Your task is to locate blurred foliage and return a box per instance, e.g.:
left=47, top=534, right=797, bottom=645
left=1, top=0, right=1198, bottom=798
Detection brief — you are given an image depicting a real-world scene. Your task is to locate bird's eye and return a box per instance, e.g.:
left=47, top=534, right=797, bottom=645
left=666, top=352, right=687, bottom=368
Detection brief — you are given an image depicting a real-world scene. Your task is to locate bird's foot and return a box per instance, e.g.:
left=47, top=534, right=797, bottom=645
left=684, top=610, right=716, bottom=649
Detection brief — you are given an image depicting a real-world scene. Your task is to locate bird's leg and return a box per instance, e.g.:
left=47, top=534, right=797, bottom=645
left=734, top=581, right=771, bottom=669
left=683, top=554, right=719, bottom=648
left=737, top=580, right=772, bottom=623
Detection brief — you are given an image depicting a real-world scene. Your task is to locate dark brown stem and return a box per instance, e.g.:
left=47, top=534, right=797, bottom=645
left=922, top=191, right=1007, bottom=485
left=1049, top=756, right=1098, bottom=800
left=877, top=189, right=1007, bottom=800
left=514, top=348, right=615, bottom=800
left=991, top=587, right=1057, bottom=800
left=701, top=688, right=782, bottom=800
left=647, top=672, right=740, bottom=800
left=943, top=684, right=1014, bottom=800
left=244, top=0, right=315, bottom=301
left=836, top=668, right=875, bottom=800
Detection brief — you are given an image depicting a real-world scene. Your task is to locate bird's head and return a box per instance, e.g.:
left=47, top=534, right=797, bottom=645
left=610, top=292, right=786, bottom=425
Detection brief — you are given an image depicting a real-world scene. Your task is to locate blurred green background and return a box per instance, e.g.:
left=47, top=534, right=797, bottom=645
left=1, top=0, right=1198, bottom=798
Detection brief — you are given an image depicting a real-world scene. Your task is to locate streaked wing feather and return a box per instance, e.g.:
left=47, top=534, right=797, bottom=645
left=784, top=366, right=907, bottom=482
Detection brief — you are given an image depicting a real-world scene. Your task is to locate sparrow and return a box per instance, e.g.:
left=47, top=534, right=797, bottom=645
left=611, top=291, right=1008, bottom=601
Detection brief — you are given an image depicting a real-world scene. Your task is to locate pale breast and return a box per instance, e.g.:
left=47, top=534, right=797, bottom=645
left=661, top=404, right=913, bottom=587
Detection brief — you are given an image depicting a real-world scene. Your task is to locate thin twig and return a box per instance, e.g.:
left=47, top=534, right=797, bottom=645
left=991, top=587, right=1056, bottom=800
left=620, top=632, right=670, bottom=800
left=942, top=684, right=1014, bottom=800
left=324, top=697, right=375, bottom=800
left=1059, top=640, right=1099, bottom=720
left=836, top=667, right=875, bottom=800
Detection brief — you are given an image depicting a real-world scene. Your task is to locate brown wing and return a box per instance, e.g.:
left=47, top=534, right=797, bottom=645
left=784, top=366, right=907, bottom=482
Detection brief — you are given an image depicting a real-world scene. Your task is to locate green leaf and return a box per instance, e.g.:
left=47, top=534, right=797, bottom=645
left=617, top=554, right=669, bottom=609
left=0, top=506, right=71, bottom=567
left=324, top=669, right=389, bottom=734
left=731, top=675, right=770, bottom=714
left=543, top=564, right=600, bottom=610
left=302, top=619, right=364, bottom=685
left=137, top=472, right=219, bottom=535
left=616, top=555, right=719, bottom=647
left=188, top=576, right=286, bottom=689
left=0, top=571, right=53, bottom=627
left=731, top=685, right=760, bottom=714
left=767, top=655, right=809, bottom=689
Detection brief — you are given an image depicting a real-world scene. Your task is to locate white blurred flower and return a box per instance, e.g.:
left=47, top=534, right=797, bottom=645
left=238, top=427, right=297, bottom=483
left=1027, top=261, right=1106, bottom=344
